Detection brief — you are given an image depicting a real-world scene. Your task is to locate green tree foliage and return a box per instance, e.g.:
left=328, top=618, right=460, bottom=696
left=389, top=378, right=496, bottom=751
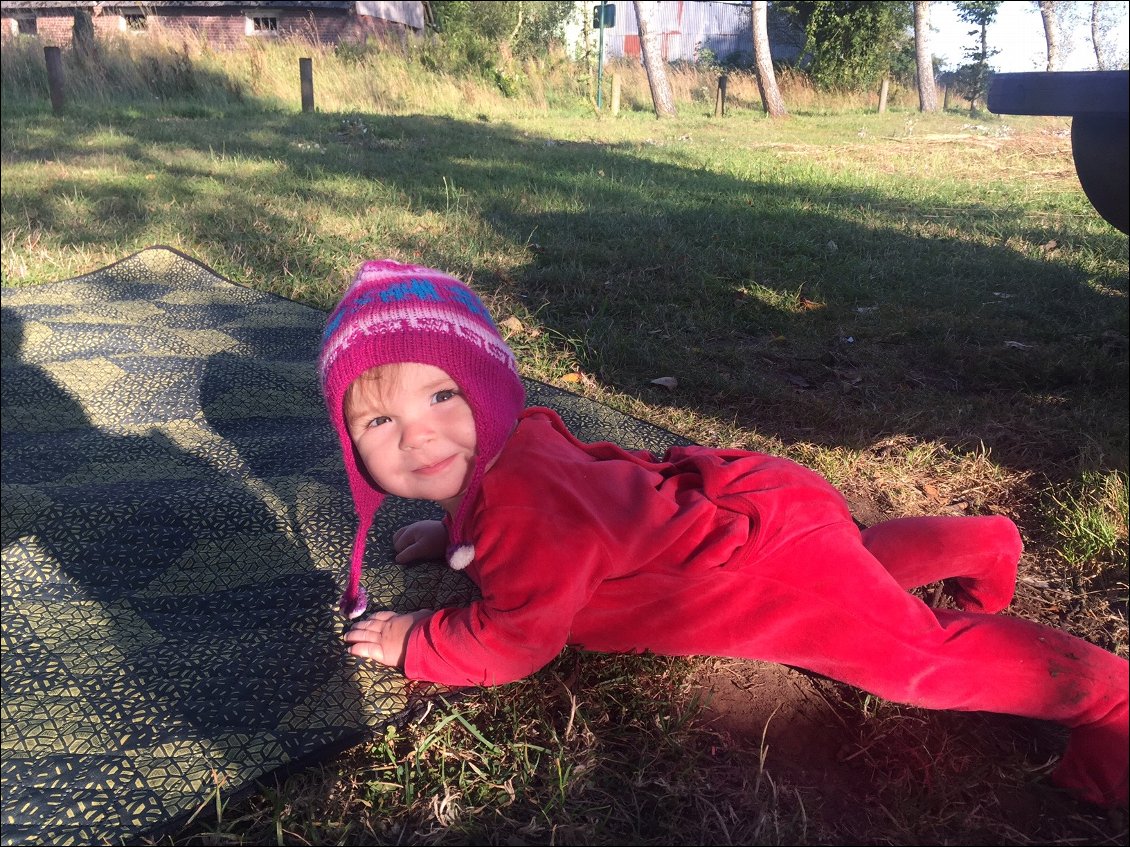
left=426, top=1, right=577, bottom=63
left=777, top=1, right=913, bottom=91
left=419, top=1, right=578, bottom=95
left=953, top=0, right=1001, bottom=111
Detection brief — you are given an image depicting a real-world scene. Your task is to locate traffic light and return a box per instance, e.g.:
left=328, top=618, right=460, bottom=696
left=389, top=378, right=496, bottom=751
left=593, top=3, right=615, bottom=29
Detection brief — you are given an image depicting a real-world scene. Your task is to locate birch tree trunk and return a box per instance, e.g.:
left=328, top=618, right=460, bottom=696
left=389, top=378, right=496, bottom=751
left=1091, top=0, right=1104, bottom=67
left=751, top=0, right=787, bottom=117
left=1089, top=0, right=1121, bottom=70
left=1039, top=0, right=1061, bottom=71
left=914, top=1, right=939, bottom=112
left=72, top=8, right=96, bottom=56
left=633, top=1, right=677, bottom=118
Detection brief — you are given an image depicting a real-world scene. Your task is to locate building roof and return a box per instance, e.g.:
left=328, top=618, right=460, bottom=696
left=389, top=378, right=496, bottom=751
left=1, top=2, right=357, bottom=10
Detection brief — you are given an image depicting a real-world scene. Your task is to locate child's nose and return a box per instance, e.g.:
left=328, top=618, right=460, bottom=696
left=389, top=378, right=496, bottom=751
left=399, top=419, right=434, bottom=449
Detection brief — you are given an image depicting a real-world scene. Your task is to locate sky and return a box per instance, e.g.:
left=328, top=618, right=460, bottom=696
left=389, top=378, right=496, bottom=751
left=928, top=0, right=1130, bottom=72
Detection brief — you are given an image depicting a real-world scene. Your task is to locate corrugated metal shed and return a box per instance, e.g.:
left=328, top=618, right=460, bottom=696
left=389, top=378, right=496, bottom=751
left=569, top=2, right=803, bottom=66
left=610, top=1, right=751, bottom=64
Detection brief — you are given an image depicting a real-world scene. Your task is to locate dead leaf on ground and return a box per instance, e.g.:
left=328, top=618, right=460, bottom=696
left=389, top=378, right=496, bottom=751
left=832, top=368, right=862, bottom=386
left=920, top=482, right=943, bottom=503
left=562, top=371, right=596, bottom=388
left=650, top=376, right=678, bottom=390
left=500, top=315, right=541, bottom=338
left=500, top=316, right=524, bottom=334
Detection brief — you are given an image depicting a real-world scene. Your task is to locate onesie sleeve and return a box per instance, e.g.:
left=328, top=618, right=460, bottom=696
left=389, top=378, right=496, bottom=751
left=403, top=506, right=608, bottom=687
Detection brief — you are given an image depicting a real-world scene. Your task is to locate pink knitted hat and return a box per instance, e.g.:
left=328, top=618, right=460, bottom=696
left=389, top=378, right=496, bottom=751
left=319, top=260, right=525, bottom=618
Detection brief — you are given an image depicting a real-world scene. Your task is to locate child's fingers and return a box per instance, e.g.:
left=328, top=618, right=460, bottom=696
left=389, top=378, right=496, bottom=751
left=346, top=638, right=390, bottom=664
left=395, top=534, right=443, bottom=563
left=394, top=540, right=426, bottom=563
left=344, top=616, right=396, bottom=665
left=350, top=611, right=397, bottom=630
left=393, top=526, right=432, bottom=559
left=392, top=525, right=415, bottom=549
left=344, top=615, right=392, bottom=643
left=392, top=520, right=445, bottom=559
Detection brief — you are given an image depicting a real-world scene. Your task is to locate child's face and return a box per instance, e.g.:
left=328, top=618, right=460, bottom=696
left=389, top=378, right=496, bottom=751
left=345, top=363, right=477, bottom=515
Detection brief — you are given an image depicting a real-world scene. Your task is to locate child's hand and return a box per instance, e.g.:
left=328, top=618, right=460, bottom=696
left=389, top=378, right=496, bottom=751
left=393, top=520, right=448, bottom=563
left=345, top=609, right=433, bottom=668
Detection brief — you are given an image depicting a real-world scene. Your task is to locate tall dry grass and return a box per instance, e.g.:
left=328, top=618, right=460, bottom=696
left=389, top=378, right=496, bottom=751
left=0, top=29, right=936, bottom=119
left=603, top=60, right=933, bottom=114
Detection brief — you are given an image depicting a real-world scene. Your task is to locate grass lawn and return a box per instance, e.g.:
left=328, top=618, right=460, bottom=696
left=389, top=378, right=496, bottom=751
left=2, top=40, right=1127, bottom=845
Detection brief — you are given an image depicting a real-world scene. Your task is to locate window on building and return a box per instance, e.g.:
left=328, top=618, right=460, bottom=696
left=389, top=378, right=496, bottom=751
left=251, top=15, right=279, bottom=33
left=12, top=17, right=38, bottom=36
left=123, top=13, right=148, bottom=31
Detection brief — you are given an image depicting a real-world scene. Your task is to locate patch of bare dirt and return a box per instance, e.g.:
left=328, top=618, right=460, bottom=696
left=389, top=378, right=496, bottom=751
left=695, top=659, right=874, bottom=822
left=689, top=654, right=1126, bottom=844
left=683, top=492, right=1127, bottom=843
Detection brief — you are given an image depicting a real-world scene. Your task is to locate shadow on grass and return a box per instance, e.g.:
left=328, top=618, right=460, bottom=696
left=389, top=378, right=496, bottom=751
left=3, top=106, right=1127, bottom=486
left=0, top=297, right=373, bottom=844
left=4, top=98, right=1127, bottom=845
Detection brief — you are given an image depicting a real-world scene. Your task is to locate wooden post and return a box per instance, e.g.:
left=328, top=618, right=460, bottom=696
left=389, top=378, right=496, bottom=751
left=44, top=46, right=65, bottom=115
left=299, top=57, right=314, bottom=113
left=943, top=84, right=952, bottom=111
left=877, top=77, right=889, bottom=113
left=611, top=72, right=621, bottom=116
left=714, top=74, right=728, bottom=117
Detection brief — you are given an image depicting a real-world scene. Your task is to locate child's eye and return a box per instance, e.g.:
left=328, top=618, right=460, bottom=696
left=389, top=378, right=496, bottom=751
left=367, top=416, right=391, bottom=428
left=432, top=389, right=459, bottom=404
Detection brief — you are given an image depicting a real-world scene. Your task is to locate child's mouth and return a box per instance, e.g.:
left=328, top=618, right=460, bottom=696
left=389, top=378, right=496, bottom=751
left=414, top=455, right=456, bottom=476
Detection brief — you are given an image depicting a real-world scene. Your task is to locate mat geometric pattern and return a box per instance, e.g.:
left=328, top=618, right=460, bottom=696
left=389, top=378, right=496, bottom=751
left=0, top=247, right=690, bottom=846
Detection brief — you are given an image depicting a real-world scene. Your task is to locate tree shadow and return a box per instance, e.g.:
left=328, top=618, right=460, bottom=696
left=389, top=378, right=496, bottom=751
left=0, top=270, right=380, bottom=844
left=3, top=108, right=1126, bottom=487
left=4, top=98, right=1127, bottom=841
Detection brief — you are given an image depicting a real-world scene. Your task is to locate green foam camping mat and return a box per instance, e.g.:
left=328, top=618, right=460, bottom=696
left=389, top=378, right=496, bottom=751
left=0, top=246, right=691, bottom=846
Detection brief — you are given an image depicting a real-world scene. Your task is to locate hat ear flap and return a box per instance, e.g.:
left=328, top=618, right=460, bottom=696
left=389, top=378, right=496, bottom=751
left=348, top=437, right=382, bottom=491
left=340, top=515, right=372, bottom=619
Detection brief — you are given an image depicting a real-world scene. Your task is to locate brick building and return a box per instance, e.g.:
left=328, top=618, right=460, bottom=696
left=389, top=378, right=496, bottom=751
left=0, top=1, right=425, bottom=49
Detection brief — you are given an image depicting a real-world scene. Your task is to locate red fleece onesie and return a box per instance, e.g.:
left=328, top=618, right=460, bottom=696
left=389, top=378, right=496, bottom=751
left=403, top=407, right=1129, bottom=807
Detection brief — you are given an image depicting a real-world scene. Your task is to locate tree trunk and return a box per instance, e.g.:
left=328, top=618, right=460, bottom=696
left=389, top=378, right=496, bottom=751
left=1091, top=0, right=1103, bottom=67
left=973, top=18, right=989, bottom=115
left=72, top=8, right=96, bottom=55
left=1039, top=0, right=1061, bottom=71
left=633, top=1, right=677, bottom=118
left=1090, top=0, right=1118, bottom=70
left=507, top=3, right=525, bottom=48
left=914, top=1, right=938, bottom=112
left=751, top=0, right=787, bottom=117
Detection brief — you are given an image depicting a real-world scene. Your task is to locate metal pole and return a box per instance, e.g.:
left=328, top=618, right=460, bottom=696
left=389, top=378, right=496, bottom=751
left=44, top=46, right=65, bottom=115
left=299, top=57, right=314, bottom=113
left=596, top=2, right=607, bottom=110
